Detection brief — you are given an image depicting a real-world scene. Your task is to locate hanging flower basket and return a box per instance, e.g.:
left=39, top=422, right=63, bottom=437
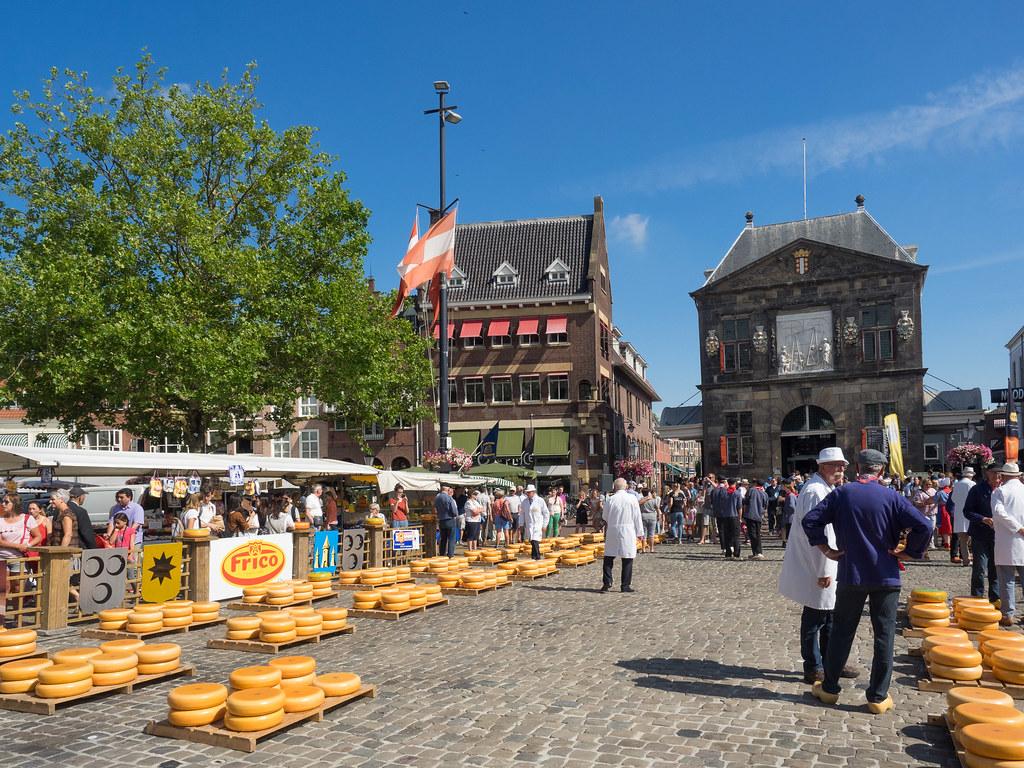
left=946, top=442, right=992, bottom=472
left=613, top=457, right=654, bottom=481
left=422, top=447, right=474, bottom=474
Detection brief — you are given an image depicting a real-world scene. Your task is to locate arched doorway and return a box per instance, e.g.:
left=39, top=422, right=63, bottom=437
left=391, top=457, right=411, bottom=470
left=781, top=405, right=837, bottom=476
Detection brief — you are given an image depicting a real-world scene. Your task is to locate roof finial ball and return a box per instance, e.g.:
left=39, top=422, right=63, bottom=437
left=855, top=194, right=865, bottom=210
left=745, top=211, right=754, bottom=226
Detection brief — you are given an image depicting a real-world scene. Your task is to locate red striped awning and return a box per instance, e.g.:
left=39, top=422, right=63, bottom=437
left=517, top=318, right=539, bottom=335
left=546, top=316, right=567, bottom=334
left=460, top=320, right=483, bottom=339
left=432, top=323, right=456, bottom=339
left=488, top=319, right=510, bottom=337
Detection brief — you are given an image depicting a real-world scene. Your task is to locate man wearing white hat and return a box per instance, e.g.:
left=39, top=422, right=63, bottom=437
left=778, top=447, right=851, bottom=684
left=992, top=462, right=1024, bottom=626
left=521, top=485, right=549, bottom=560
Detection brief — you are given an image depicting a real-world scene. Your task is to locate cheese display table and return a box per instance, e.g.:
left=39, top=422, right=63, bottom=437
left=207, top=624, right=354, bottom=654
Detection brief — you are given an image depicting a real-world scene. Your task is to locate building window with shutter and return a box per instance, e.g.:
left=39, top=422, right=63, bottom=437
left=862, top=304, right=894, bottom=361
left=721, top=318, right=752, bottom=372
left=724, top=411, right=753, bottom=465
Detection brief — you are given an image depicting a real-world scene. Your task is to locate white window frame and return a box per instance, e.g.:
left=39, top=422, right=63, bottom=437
left=547, top=374, right=569, bottom=402
left=465, top=378, right=485, bottom=405
left=448, top=266, right=468, bottom=290
left=83, top=429, right=122, bottom=451
left=299, top=428, right=320, bottom=459
left=520, top=375, right=541, bottom=403
left=924, top=443, right=941, bottom=462
left=362, top=422, right=385, bottom=440
left=299, top=396, right=319, bottom=418
left=150, top=435, right=188, bottom=453
left=271, top=436, right=291, bottom=458
left=463, top=335, right=483, bottom=349
left=491, top=334, right=512, bottom=348
left=492, top=377, right=513, bottom=403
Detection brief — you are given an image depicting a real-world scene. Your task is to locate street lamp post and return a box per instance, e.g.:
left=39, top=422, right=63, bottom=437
left=423, top=81, right=461, bottom=451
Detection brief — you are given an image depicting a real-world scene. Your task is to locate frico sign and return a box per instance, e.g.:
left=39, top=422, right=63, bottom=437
left=208, top=533, right=293, bottom=601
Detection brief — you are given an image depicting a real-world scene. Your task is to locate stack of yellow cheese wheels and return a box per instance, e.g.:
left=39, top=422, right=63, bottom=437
left=191, top=601, right=220, bottom=623
left=908, top=588, right=947, bottom=613
left=52, top=647, right=102, bottom=664
left=229, top=664, right=282, bottom=691
left=953, top=701, right=1024, bottom=734
left=982, top=635, right=1024, bottom=668
left=948, top=686, right=1017, bottom=721
left=265, top=583, right=295, bottom=606
left=496, top=562, right=518, bottom=575
left=409, top=559, right=430, bottom=573
left=259, top=614, right=297, bottom=644
left=269, top=655, right=318, bottom=691
left=98, top=609, right=130, bottom=631
left=394, top=565, right=412, bottom=581
left=501, top=548, right=520, bottom=560
left=922, top=630, right=973, bottom=663
left=494, top=571, right=508, bottom=585
left=559, top=551, right=581, bottom=565
left=307, top=572, right=333, bottom=597
left=127, top=603, right=165, bottom=633
left=422, top=583, right=443, bottom=603
left=36, top=661, right=94, bottom=698
left=427, top=559, right=452, bottom=575
left=359, top=568, right=387, bottom=586
left=453, top=556, right=470, bottom=569
left=378, top=589, right=411, bottom=612
left=960, top=723, right=1024, bottom=766
left=908, top=591, right=950, bottom=628
left=315, top=606, right=348, bottom=631
left=337, top=569, right=362, bottom=584
left=225, top=616, right=261, bottom=641
left=314, top=671, right=361, bottom=697
left=182, top=528, right=210, bottom=539
left=459, top=569, right=488, bottom=590
left=100, top=638, right=145, bottom=654
left=436, top=572, right=461, bottom=588
left=480, top=549, right=503, bottom=564
left=930, top=644, right=984, bottom=681
left=992, top=649, right=1024, bottom=686
left=483, top=571, right=499, bottom=587
left=285, top=607, right=323, bottom=636
left=242, top=585, right=268, bottom=604
left=0, top=657, right=54, bottom=694
left=960, top=604, right=1004, bottom=632
left=88, top=651, right=139, bottom=686
left=224, top=686, right=286, bottom=731
left=393, top=584, right=427, bottom=607
left=135, top=642, right=181, bottom=674
left=161, top=600, right=194, bottom=628
left=166, top=682, right=228, bottom=727
left=352, top=591, right=381, bottom=610
left=537, top=542, right=552, bottom=554
left=517, top=561, right=542, bottom=577
left=544, top=551, right=562, bottom=562
left=466, top=551, right=481, bottom=562
left=290, top=581, right=314, bottom=602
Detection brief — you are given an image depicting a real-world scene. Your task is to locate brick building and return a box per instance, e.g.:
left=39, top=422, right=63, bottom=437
left=691, top=196, right=927, bottom=479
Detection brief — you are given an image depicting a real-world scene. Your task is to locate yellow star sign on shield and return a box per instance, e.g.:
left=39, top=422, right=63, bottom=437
left=141, top=542, right=183, bottom=603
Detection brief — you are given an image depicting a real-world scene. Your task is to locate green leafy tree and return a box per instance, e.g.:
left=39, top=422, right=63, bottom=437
left=0, top=55, right=432, bottom=453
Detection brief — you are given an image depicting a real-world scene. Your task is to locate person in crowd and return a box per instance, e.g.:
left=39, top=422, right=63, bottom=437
left=573, top=490, right=590, bottom=535
left=365, top=502, right=386, bottom=524
left=744, top=478, right=769, bottom=560
left=695, top=483, right=708, bottom=544
left=479, top=487, right=494, bottom=544
left=950, top=467, right=976, bottom=566
left=639, top=487, right=660, bottom=553
left=46, top=491, right=84, bottom=600
left=780, top=480, right=798, bottom=545
left=463, top=489, right=484, bottom=551
left=766, top=477, right=782, bottom=535
left=105, top=488, right=144, bottom=547
left=455, top=487, right=468, bottom=543
left=434, top=485, right=458, bottom=558
left=1, top=492, right=42, bottom=612
left=589, top=488, right=604, bottom=533
left=266, top=495, right=295, bottom=534
left=665, top=483, right=685, bottom=543
left=521, top=485, right=549, bottom=559
left=992, top=462, right=1024, bottom=625
left=389, top=484, right=409, bottom=529
left=305, top=483, right=324, bottom=529
left=323, top=487, right=340, bottom=530
left=226, top=502, right=253, bottom=538
left=805, top=449, right=932, bottom=714
left=181, top=491, right=214, bottom=531
left=67, top=487, right=96, bottom=549
left=600, top=478, right=644, bottom=593
left=545, top=486, right=563, bottom=538
left=965, top=462, right=1003, bottom=603
left=492, top=488, right=513, bottom=547
left=509, top=486, right=524, bottom=544
left=934, top=478, right=953, bottom=550
left=716, top=478, right=743, bottom=559
left=28, top=499, right=51, bottom=546
left=912, top=477, right=938, bottom=548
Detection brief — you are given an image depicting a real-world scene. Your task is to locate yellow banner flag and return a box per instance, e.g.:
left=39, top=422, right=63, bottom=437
left=141, top=542, right=183, bottom=603
left=884, top=413, right=904, bottom=478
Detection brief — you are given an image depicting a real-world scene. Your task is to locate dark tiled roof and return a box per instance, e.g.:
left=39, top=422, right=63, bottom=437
left=924, top=388, right=983, bottom=412
left=448, top=216, right=593, bottom=303
left=704, top=210, right=916, bottom=286
left=660, top=405, right=702, bottom=426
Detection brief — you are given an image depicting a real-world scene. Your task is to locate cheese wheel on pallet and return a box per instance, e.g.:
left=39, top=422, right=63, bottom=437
left=242, top=586, right=268, bottom=597
left=312, top=587, right=333, bottom=596
left=960, top=619, right=1001, bottom=632
left=226, top=629, right=261, bottom=640
left=260, top=615, right=296, bottom=632
left=0, top=678, right=37, bottom=694
left=260, top=629, right=298, bottom=644
left=92, top=668, right=139, bottom=687
left=0, top=657, right=53, bottom=682
left=266, top=596, right=295, bottom=606
left=295, top=625, right=322, bottom=637
left=954, top=702, right=1024, bottom=729
left=352, top=591, right=381, bottom=604
left=266, top=585, right=294, bottom=599
left=99, top=621, right=128, bottom=631
left=922, top=626, right=971, bottom=641
left=964, top=607, right=1005, bottom=623
left=994, top=650, right=1024, bottom=673
left=160, top=605, right=192, bottom=619
left=268, top=655, right=316, bottom=678
left=279, top=671, right=317, bottom=690
left=242, top=595, right=266, bottom=604
left=35, top=678, right=93, bottom=698
left=0, top=629, right=37, bottom=647
left=932, top=662, right=984, bottom=681
left=931, top=646, right=984, bottom=668
left=226, top=616, right=261, bottom=631
left=352, top=601, right=379, bottom=611
left=960, top=723, right=1024, bottom=761
left=89, top=652, right=138, bottom=674
left=316, top=607, right=347, bottom=621
left=224, top=708, right=285, bottom=732
left=321, top=619, right=347, bottom=631
left=52, top=648, right=103, bottom=665
left=137, top=659, right=180, bottom=675
left=167, top=682, right=228, bottom=710
left=226, top=686, right=286, bottom=717
left=38, top=662, right=93, bottom=685
left=99, top=638, right=145, bottom=653
left=191, top=601, right=219, bottom=614
left=382, top=601, right=411, bottom=612
left=229, top=665, right=282, bottom=690
left=314, top=672, right=360, bottom=696
left=924, top=635, right=974, bottom=659
left=192, top=612, right=219, bottom=624
left=379, top=590, right=408, bottom=604
left=993, top=666, right=1024, bottom=686
left=979, top=630, right=1018, bottom=647
left=291, top=614, right=323, bottom=628
left=182, top=528, right=210, bottom=539
left=126, top=621, right=163, bottom=634
left=948, top=687, right=1017, bottom=714
left=132, top=602, right=164, bottom=612
left=962, top=752, right=1024, bottom=768
left=161, top=616, right=193, bottom=628
left=167, top=703, right=227, bottom=727
left=98, top=609, right=130, bottom=622
left=136, top=643, right=180, bottom=665
left=982, top=636, right=1024, bottom=654
left=307, top=571, right=332, bottom=582
left=912, top=589, right=948, bottom=603
left=283, top=684, right=325, bottom=713
left=910, top=603, right=951, bottom=620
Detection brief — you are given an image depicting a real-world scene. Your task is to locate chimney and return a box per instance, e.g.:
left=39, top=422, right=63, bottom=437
left=855, top=194, right=865, bottom=210
left=745, top=211, right=754, bottom=228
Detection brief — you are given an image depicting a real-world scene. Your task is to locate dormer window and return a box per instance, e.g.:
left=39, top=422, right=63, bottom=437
left=448, top=266, right=467, bottom=290
left=492, top=261, right=519, bottom=287
left=544, top=258, right=571, bottom=284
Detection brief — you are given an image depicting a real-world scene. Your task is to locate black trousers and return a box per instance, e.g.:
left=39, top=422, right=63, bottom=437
left=720, top=517, right=741, bottom=558
left=746, top=519, right=762, bottom=556
left=716, top=517, right=726, bottom=550
left=530, top=539, right=541, bottom=559
left=602, top=556, right=634, bottom=589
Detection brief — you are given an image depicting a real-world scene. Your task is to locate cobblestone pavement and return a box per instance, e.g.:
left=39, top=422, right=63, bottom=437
left=6, top=535, right=980, bottom=767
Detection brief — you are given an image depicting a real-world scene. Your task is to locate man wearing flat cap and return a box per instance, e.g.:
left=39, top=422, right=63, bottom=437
left=992, top=462, right=1024, bottom=625
left=964, top=462, right=1003, bottom=603
left=803, top=448, right=932, bottom=715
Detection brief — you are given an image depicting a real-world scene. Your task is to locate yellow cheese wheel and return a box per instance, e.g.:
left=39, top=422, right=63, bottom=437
left=912, top=617, right=951, bottom=628
left=52, top=648, right=103, bottom=665
left=35, top=678, right=93, bottom=698
left=284, top=606, right=317, bottom=616
left=98, top=609, right=131, bottom=622
left=98, top=621, right=128, bottom=631
left=89, top=652, right=139, bottom=674
left=269, top=656, right=317, bottom=678
left=960, top=723, right=1024, bottom=760
left=422, top=583, right=442, bottom=594
left=993, top=666, right=1024, bottom=686
left=92, top=668, right=139, bottom=687
left=168, top=682, right=229, bottom=710
left=912, top=589, right=948, bottom=603
left=963, top=751, right=1024, bottom=768
left=136, top=643, right=181, bottom=665
left=960, top=619, right=1001, bottom=632
left=242, top=586, right=269, bottom=596
left=226, top=628, right=261, bottom=640
left=954, top=703, right=1024, bottom=729
left=131, top=603, right=164, bottom=614
left=924, top=636, right=975, bottom=659
left=0, top=678, right=37, bottom=694
left=292, top=521, right=310, bottom=531
left=316, top=607, right=348, bottom=621
left=293, top=587, right=314, bottom=596
left=126, top=621, right=164, bottom=634
left=260, top=615, right=297, bottom=632
left=260, top=629, right=298, bottom=644
left=191, top=601, right=219, bottom=613
left=339, top=570, right=362, bottom=580
left=241, top=595, right=266, bottom=604
left=359, top=576, right=385, bottom=585
left=932, top=662, right=984, bottom=681
left=167, top=703, right=227, bottom=727
left=223, top=708, right=285, bottom=732
left=321, top=620, right=347, bottom=631
left=985, top=639, right=1024, bottom=658
left=137, top=659, right=180, bottom=675
left=382, top=601, right=411, bottom=612
left=38, top=662, right=94, bottom=684
left=182, top=528, right=210, bottom=539
left=409, top=597, right=427, bottom=607
left=352, top=601, right=380, bottom=611
left=379, top=591, right=408, bottom=604
left=160, top=606, right=192, bottom=619
left=295, top=625, right=322, bottom=637
left=283, top=684, right=326, bottom=713
left=931, top=646, right=984, bottom=668
left=312, top=587, right=333, bottom=596
left=279, top=671, right=317, bottom=689
left=291, top=614, right=323, bottom=628
left=161, top=616, right=193, bottom=628
left=910, top=603, right=952, bottom=620
left=994, top=651, right=1024, bottom=673
left=964, top=607, right=1005, bottom=623
left=230, top=666, right=283, bottom=690
left=0, top=657, right=53, bottom=682
left=226, top=616, right=262, bottom=631
left=98, top=639, right=144, bottom=654
left=266, top=596, right=296, bottom=606
left=0, top=629, right=37, bottom=647
left=266, top=585, right=294, bottom=599
left=921, top=625, right=970, bottom=640
left=352, top=591, right=381, bottom=603
left=949, top=687, right=1018, bottom=713
left=314, top=672, right=361, bottom=696
left=192, top=612, right=220, bottom=624
left=307, top=571, right=332, bottom=581
left=226, top=686, right=286, bottom=717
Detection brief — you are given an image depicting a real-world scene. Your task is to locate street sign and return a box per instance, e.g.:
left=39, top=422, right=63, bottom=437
left=992, top=388, right=1024, bottom=403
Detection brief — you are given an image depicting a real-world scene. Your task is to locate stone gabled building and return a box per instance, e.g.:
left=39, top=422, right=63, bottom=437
left=691, top=196, right=927, bottom=479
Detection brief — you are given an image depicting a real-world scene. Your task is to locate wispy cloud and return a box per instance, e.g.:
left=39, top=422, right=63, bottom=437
left=609, top=213, right=650, bottom=249
left=931, top=248, right=1024, bottom=274
left=613, top=64, right=1024, bottom=192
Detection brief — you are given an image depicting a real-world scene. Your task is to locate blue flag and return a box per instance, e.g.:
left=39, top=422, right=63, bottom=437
left=478, top=422, right=499, bottom=462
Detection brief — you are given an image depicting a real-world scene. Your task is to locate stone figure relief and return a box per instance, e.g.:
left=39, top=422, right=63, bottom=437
left=752, top=325, right=768, bottom=354
left=896, top=310, right=915, bottom=341
left=843, top=316, right=860, bottom=346
left=705, top=329, right=720, bottom=357
left=776, top=309, right=834, bottom=375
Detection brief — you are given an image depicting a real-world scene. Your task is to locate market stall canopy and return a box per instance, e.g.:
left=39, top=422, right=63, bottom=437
left=0, top=446, right=376, bottom=481
left=472, top=462, right=537, bottom=480
left=376, top=469, right=513, bottom=493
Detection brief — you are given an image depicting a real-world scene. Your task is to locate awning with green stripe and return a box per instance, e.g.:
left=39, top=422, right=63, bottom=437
left=533, top=427, right=569, bottom=456
left=496, top=429, right=525, bottom=457
left=450, top=430, right=480, bottom=454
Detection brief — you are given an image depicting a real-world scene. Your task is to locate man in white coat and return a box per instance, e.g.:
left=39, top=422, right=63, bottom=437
left=950, top=467, right=976, bottom=566
left=992, top=463, right=1024, bottom=625
left=778, top=447, right=857, bottom=684
left=601, top=478, right=644, bottom=593
left=521, top=485, right=550, bottom=561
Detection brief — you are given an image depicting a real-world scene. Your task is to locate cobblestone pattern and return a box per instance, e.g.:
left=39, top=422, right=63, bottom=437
left=7, top=537, right=968, bottom=766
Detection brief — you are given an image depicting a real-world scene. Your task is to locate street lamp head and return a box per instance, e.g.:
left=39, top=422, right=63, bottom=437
left=444, top=110, right=462, bottom=125
left=434, top=81, right=450, bottom=94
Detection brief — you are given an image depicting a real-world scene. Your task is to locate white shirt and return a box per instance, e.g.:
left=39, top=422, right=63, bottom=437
left=778, top=472, right=838, bottom=610
left=993, top=478, right=1024, bottom=566
left=951, top=477, right=976, bottom=534
left=521, top=494, right=549, bottom=541
left=183, top=505, right=214, bottom=529
left=305, top=493, right=323, bottom=520
left=603, top=490, right=644, bottom=559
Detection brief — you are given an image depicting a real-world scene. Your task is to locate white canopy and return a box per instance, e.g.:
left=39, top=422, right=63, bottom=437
left=0, top=446, right=376, bottom=482
left=375, top=469, right=513, bottom=493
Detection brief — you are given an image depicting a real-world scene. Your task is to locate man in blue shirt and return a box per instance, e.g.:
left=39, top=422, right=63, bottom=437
left=803, top=449, right=932, bottom=714
left=964, top=463, right=1002, bottom=602
left=105, top=488, right=145, bottom=547
left=433, top=485, right=458, bottom=557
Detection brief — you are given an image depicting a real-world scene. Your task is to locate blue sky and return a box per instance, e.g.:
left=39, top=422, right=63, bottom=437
left=3, top=2, right=1022, bottom=414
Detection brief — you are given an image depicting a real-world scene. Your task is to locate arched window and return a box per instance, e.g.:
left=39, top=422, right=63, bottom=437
left=391, top=457, right=411, bottom=470
left=578, top=380, right=593, bottom=401
left=781, top=405, right=836, bottom=433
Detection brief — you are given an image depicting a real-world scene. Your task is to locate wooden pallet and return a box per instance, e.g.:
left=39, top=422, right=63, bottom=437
left=145, top=683, right=376, bottom=753
left=439, top=582, right=512, bottom=596
left=508, top=570, right=560, bottom=581
left=81, top=616, right=228, bottom=641
left=925, top=712, right=968, bottom=768
left=0, top=648, right=49, bottom=664
left=227, top=593, right=337, bottom=612
left=917, top=658, right=1024, bottom=698
left=347, top=604, right=427, bottom=621
left=556, top=560, right=595, bottom=569
left=0, top=664, right=196, bottom=715
left=333, top=579, right=416, bottom=591
left=206, top=625, right=354, bottom=655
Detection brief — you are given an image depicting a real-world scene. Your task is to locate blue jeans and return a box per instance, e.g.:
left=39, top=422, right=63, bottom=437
left=972, top=538, right=999, bottom=601
left=392, top=518, right=409, bottom=529
left=822, top=583, right=900, bottom=703
left=800, top=606, right=832, bottom=673
left=997, top=565, right=1024, bottom=617
left=438, top=518, right=457, bottom=557
left=671, top=512, right=684, bottom=539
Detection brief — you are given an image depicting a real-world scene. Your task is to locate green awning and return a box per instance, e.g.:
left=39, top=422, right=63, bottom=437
left=496, top=429, right=525, bottom=457
left=663, top=462, right=685, bottom=475
left=533, top=427, right=569, bottom=456
left=450, top=430, right=480, bottom=454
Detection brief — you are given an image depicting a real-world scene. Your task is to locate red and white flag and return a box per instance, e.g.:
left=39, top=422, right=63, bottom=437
left=390, top=208, right=457, bottom=317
